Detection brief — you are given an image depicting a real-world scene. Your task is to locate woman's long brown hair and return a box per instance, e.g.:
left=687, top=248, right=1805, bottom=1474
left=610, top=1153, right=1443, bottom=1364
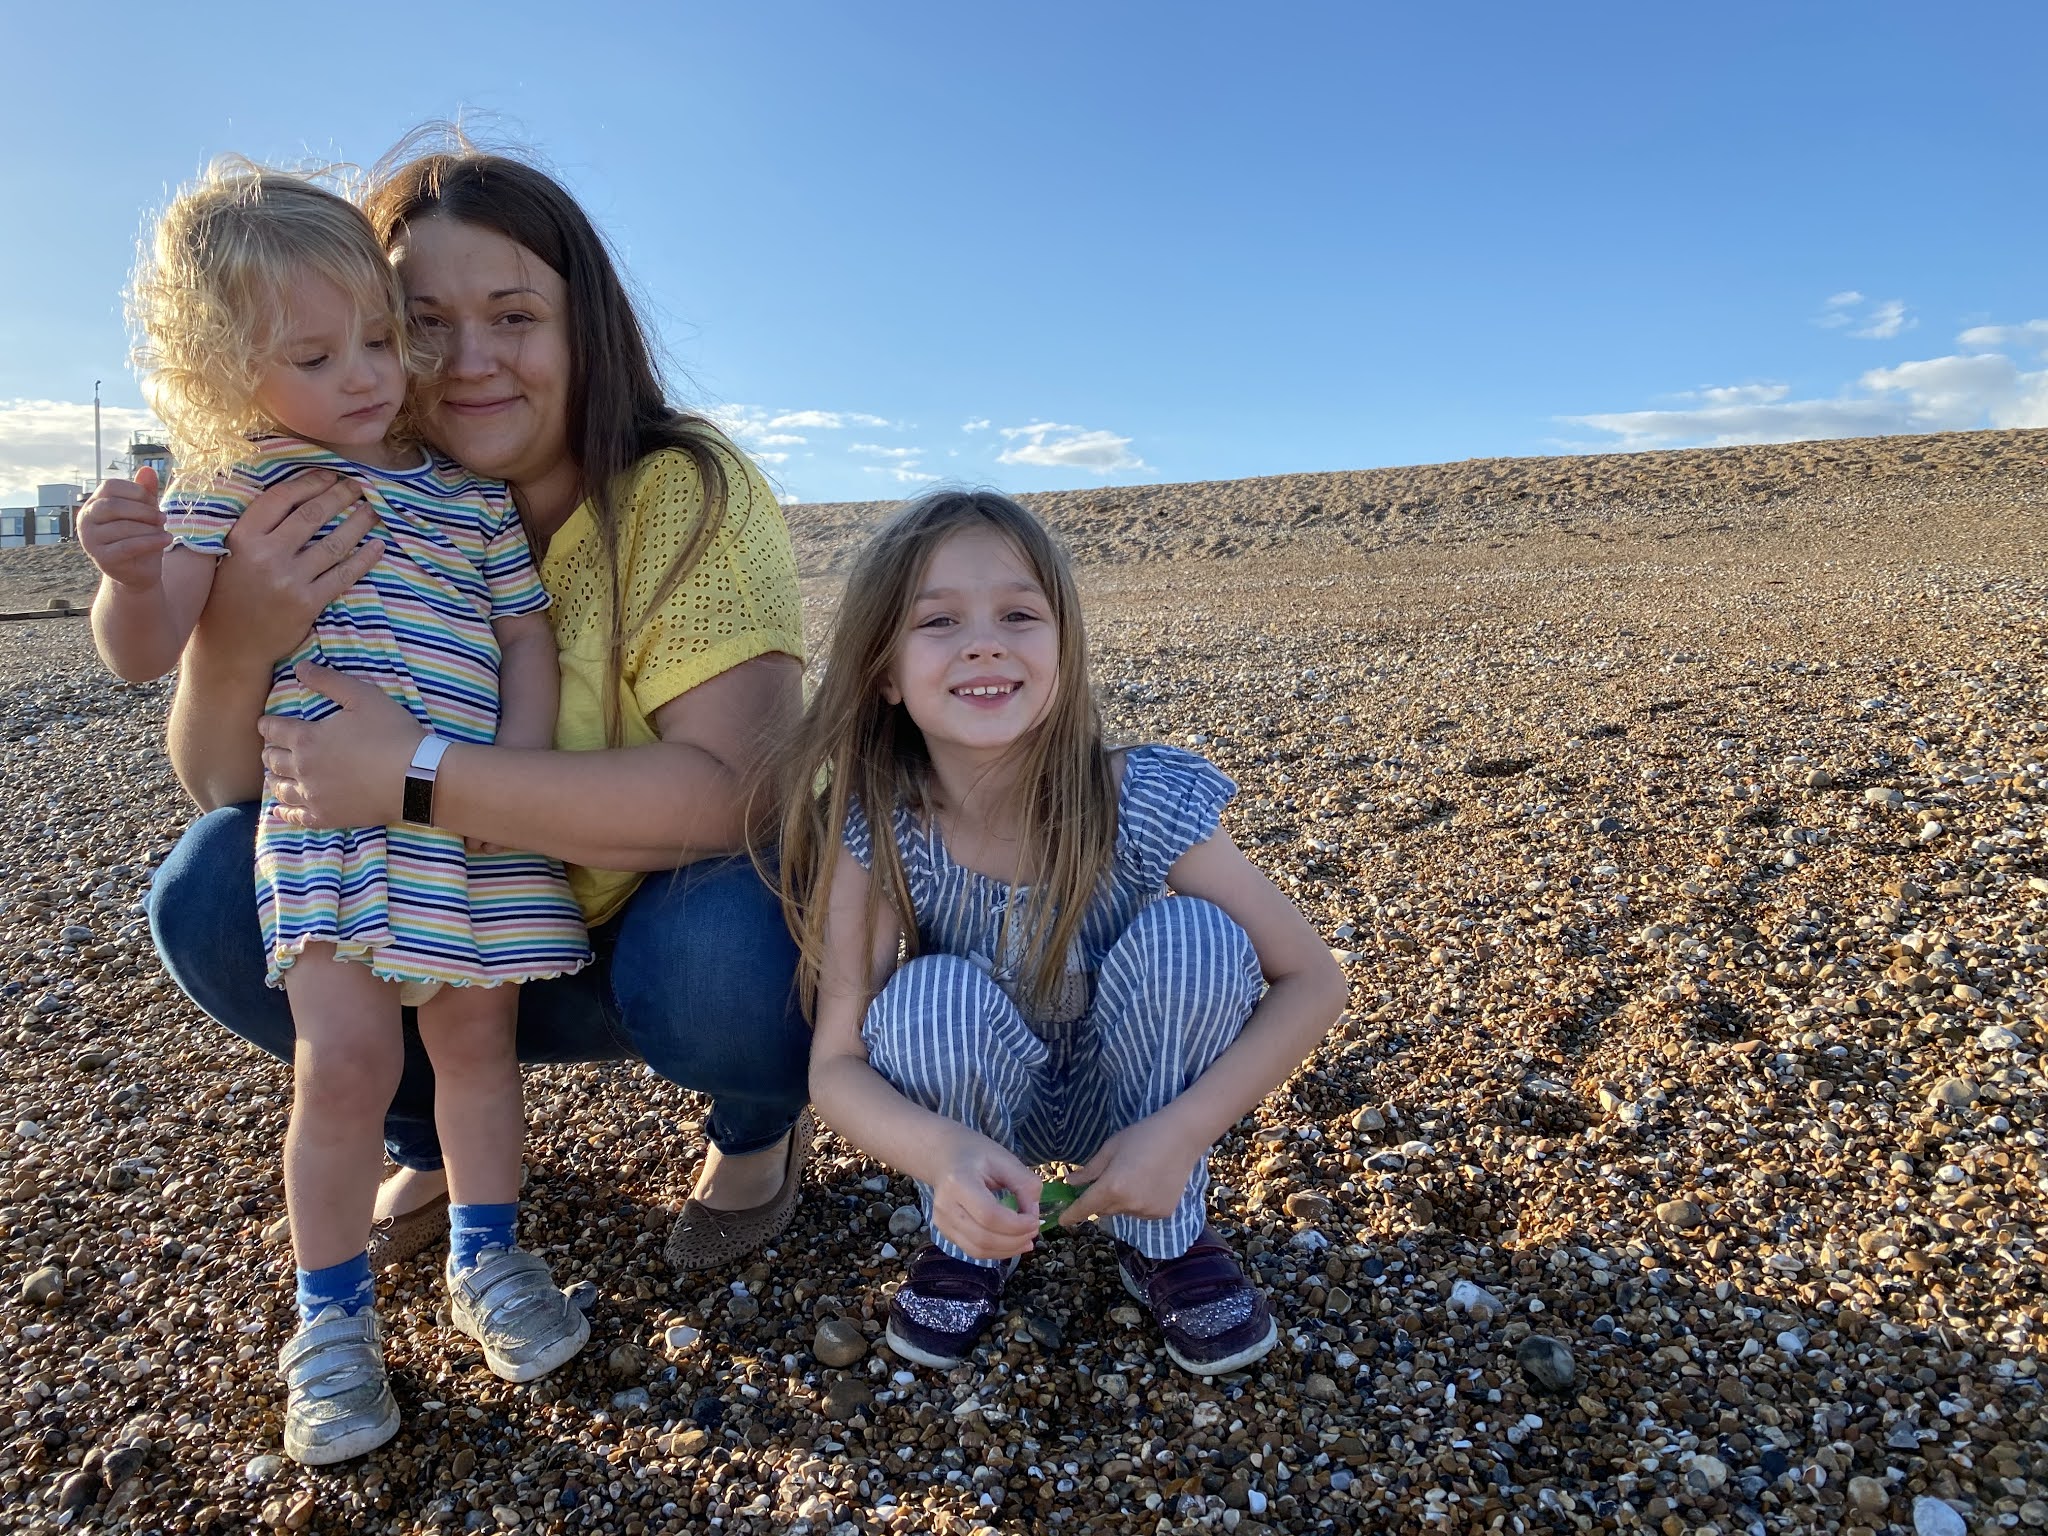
left=364, top=131, right=730, bottom=745
left=776, top=490, right=1117, bottom=1021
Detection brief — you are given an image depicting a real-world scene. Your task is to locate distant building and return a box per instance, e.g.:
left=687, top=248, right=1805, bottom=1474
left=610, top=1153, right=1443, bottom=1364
left=0, top=429, right=173, bottom=549
left=123, top=430, right=172, bottom=487
left=0, top=484, right=83, bottom=549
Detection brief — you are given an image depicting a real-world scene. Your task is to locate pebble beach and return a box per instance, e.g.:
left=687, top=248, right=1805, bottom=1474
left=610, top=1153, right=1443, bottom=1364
left=2, top=426, right=2045, bottom=1535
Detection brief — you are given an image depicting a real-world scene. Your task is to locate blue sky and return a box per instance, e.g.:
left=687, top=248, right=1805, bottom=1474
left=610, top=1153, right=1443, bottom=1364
left=4, top=1, right=2046, bottom=509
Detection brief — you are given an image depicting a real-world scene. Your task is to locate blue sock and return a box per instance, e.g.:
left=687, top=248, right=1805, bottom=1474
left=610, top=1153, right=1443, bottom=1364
left=296, top=1252, right=374, bottom=1325
left=448, top=1202, right=519, bottom=1275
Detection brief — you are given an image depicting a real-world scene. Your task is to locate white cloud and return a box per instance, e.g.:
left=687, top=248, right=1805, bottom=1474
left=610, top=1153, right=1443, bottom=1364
left=1815, top=291, right=1911, bottom=336
left=1564, top=318, right=2048, bottom=450
left=0, top=398, right=159, bottom=507
left=995, top=421, right=1148, bottom=473
left=1852, top=299, right=1914, bottom=340
left=961, top=418, right=991, bottom=433
left=1687, top=384, right=1791, bottom=407
left=710, top=404, right=896, bottom=441
left=862, top=464, right=941, bottom=484
left=766, top=409, right=893, bottom=431
left=1959, top=320, right=2048, bottom=354
left=851, top=443, right=923, bottom=460
left=752, top=451, right=791, bottom=465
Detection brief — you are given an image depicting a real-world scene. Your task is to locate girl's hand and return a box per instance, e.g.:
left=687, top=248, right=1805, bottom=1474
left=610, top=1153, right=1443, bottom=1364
left=929, top=1134, right=1044, bottom=1262
left=259, top=663, right=424, bottom=829
left=1060, top=1114, right=1206, bottom=1228
left=208, top=470, right=385, bottom=664
left=77, top=472, right=171, bottom=590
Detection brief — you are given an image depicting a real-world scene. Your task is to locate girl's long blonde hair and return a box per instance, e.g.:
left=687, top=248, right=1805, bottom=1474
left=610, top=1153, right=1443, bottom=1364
left=776, top=490, right=1117, bottom=1020
left=129, top=159, right=413, bottom=484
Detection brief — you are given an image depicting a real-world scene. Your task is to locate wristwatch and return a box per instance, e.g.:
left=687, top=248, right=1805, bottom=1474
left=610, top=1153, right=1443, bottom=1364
left=402, top=735, right=452, bottom=826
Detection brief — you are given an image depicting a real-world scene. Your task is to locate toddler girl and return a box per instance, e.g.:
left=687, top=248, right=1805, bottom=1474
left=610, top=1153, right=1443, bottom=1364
left=779, top=489, right=1348, bottom=1374
left=81, top=163, right=591, bottom=1463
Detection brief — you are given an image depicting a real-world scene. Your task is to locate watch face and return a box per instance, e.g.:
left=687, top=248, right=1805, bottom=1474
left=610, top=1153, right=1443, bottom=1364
left=402, top=774, right=435, bottom=826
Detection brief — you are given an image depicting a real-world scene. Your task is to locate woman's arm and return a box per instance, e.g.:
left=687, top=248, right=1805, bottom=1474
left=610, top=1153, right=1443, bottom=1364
left=261, top=651, right=803, bottom=870
left=808, top=847, right=1044, bottom=1261
left=163, top=473, right=385, bottom=809
left=1059, top=827, right=1349, bottom=1227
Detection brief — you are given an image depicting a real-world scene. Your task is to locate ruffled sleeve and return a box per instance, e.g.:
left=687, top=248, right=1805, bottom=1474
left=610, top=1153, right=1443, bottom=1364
left=1114, top=745, right=1238, bottom=890
left=839, top=792, right=935, bottom=918
left=841, top=794, right=877, bottom=870
left=162, top=465, right=261, bottom=559
left=477, top=480, right=550, bottom=620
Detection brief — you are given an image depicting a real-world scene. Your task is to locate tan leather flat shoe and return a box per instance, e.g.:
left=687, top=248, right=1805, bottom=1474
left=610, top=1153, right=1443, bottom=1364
left=664, top=1111, right=814, bottom=1273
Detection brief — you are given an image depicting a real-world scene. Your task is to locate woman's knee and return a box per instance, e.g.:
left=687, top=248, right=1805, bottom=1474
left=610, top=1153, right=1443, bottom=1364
left=610, top=857, right=808, bottom=1092
left=148, top=805, right=262, bottom=980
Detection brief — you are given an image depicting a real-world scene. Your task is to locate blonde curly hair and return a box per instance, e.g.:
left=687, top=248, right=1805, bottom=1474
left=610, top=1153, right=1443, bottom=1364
left=129, top=159, right=414, bottom=485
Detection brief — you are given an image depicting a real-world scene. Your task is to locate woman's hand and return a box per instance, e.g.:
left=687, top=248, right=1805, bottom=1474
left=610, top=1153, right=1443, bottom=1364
left=205, top=471, right=386, bottom=665
left=1060, top=1113, right=1207, bottom=1228
left=260, top=664, right=424, bottom=829
left=928, top=1132, right=1044, bottom=1262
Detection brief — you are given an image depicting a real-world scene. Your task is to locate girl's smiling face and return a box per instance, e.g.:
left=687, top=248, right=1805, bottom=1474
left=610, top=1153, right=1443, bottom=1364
left=394, top=216, right=571, bottom=494
left=885, top=526, right=1061, bottom=759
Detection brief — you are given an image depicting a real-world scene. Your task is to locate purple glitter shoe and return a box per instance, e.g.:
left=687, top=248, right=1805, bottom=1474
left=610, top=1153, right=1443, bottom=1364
left=1115, top=1225, right=1277, bottom=1376
left=884, top=1245, right=1016, bottom=1369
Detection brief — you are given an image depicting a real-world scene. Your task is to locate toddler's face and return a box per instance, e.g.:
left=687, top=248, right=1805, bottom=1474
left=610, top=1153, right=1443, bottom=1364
left=884, top=527, right=1062, bottom=758
left=251, top=273, right=404, bottom=454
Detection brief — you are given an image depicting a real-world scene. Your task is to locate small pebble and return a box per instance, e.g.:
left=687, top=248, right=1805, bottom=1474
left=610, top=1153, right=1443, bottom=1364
left=1515, top=1334, right=1575, bottom=1394
left=813, top=1318, right=867, bottom=1367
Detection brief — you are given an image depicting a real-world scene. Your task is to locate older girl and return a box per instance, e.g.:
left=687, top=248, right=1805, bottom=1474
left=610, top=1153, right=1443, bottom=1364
left=779, top=490, right=1348, bottom=1375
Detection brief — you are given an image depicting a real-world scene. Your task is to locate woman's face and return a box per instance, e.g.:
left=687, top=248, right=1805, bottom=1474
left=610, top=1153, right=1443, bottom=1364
left=393, top=216, right=572, bottom=493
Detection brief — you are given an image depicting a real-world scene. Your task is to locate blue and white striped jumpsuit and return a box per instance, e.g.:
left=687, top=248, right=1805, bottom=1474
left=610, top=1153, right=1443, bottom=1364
left=846, top=745, right=1265, bottom=1262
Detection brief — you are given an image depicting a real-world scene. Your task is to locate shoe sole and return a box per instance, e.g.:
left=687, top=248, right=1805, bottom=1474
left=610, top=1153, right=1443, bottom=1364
left=458, top=1306, right=591, bottom=1384
left=1119, top=1267, right=1280, bottom=1377
left=286, top=1400, right=400, bottom=1466
left=883, top=1320, right=969, bottom=1370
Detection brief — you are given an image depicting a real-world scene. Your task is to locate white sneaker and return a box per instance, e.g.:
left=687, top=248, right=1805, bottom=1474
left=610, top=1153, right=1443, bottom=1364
left=279, top=1307, right=400, bottom=1465
left=446, top=1248, right=589, bottom=1382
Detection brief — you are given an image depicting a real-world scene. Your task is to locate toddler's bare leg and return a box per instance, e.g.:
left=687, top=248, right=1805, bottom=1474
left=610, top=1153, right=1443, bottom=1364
left=416, top=984, right=522, bottom=1207
left=282, top=947, right=403, bottom=1270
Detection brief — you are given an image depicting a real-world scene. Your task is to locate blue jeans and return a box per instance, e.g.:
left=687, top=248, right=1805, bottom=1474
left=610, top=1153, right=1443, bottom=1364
left=147, top=804, right=811, bottom=1170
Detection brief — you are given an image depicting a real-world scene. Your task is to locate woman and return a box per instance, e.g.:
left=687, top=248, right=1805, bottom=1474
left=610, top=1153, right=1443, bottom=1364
left=130, top=141, right=813, bottom=1279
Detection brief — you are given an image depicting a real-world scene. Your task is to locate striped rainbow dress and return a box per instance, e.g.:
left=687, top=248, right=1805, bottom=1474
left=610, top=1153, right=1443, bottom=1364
left=166, top=435, right=591, bottom=992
